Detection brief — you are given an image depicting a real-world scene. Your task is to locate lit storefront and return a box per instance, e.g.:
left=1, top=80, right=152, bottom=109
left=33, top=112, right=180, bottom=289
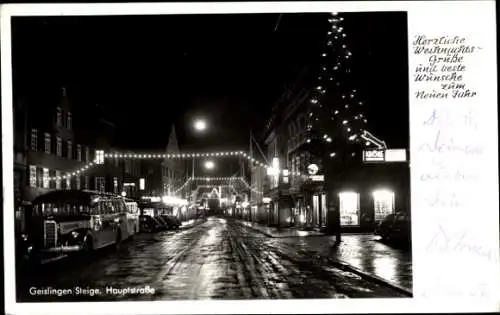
left=339, top=191, right=360, bottom=226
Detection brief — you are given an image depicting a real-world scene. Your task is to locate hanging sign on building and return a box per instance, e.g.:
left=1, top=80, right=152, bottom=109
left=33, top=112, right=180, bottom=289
left=310, top=175, right=325, bottom=182
left=307, top=163, right=319, bottom=175
left=385, top=149, right=407, bottom=162
left=363, top=149, right=407, bottom=163
left=363, top=149, right=385, bottom=162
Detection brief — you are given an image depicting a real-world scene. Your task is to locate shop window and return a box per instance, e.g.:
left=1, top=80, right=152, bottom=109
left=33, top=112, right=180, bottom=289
left=84, top=176, right=89, bottom=189
left=76, top=176, right=81, bottom=190
left=66, top=173, right=71, bottom=189
left=113, top=177, right=118, bottom=194
left=373, top=189, right=395, bottom=222
left=339, top=191, right=360, bottom=226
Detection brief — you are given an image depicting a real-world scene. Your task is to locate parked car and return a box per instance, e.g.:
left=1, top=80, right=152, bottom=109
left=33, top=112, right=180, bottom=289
left=139, top=215, right=164, bottom=233
left=375, top=211, right=411, bottom=245
left=161, top=215, right=181, bottom=230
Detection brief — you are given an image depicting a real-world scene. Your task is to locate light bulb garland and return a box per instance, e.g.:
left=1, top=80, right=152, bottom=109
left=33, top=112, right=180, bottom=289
left=47, top=160, right=99, bottom=182
left=173, top=176, right=264, bottom=195
left=45, top=149, right=272, bottom=184
left=103, top=150, right=270, bottom=169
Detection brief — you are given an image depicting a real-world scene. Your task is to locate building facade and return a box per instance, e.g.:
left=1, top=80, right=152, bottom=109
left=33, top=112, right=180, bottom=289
left=13, top=88, right=145, bottom=205
left=15, top=89, right=96, bottom=203
left=260, top=68, right=411, bottom=232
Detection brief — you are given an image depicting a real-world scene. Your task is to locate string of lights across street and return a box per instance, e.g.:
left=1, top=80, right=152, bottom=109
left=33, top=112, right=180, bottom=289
left=45, top=150, right=270, bottom=196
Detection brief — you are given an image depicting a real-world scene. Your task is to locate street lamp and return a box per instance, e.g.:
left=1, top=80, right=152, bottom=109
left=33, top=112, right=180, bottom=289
left=192, top=118, right=209, bottom=180
left=204, top=160, right=215, bottom=170
left=194, top=119, right=207, bottom=132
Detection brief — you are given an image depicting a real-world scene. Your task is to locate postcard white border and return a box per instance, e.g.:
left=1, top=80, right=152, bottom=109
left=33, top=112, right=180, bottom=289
left=2, top=1, right=499, bottom=314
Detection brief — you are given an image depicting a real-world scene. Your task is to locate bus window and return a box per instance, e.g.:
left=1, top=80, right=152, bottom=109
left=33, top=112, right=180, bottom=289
left=34, top=202, right=90, bottom=217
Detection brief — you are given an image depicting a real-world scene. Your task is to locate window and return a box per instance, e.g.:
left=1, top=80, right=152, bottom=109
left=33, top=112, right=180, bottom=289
left=67, top=112, right=72, bottom=130
left=29, top=165, right=37, bottom=187
left=95, top=150, right=104, bottom=164
left=44, top=133, right=51, bottom=154
left=43, top=168, right=49, bottom=188
left=56, top=137, right=62, bottom=156
left=76, top=176, right=81, bottom=190
left=373, top=190, right=395, bottom=222
left=36, top=167, right=43, bottom=188
left=96, top=177, right=105, bottom=193
left=30, top=129, right=38, bottom=151
left=113, top=177, right=118, bottom=194
left=55, top=170, right=61, bottom=189
left=66, top=173, right=71, bottom=189
left=67, top=141, right=72, bottom=159
left=339, top=192, right=360, bottom=226
left=56, top=107, right=62, bottom=126
left=85, top=147, right=90, bottom=162
left=84, top=176, right=89, bottom=189
left=77, top=145, right=82, bottom=161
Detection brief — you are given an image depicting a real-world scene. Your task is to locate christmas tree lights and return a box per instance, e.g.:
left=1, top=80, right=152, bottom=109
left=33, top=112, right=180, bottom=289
left=305, top=12, right=386, bottom=159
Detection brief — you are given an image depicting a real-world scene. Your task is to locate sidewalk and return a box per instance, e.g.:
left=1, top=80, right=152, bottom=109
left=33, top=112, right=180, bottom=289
left=281, top=234, right=413, bottom=294
left=236, top=219, right=325, bottom=237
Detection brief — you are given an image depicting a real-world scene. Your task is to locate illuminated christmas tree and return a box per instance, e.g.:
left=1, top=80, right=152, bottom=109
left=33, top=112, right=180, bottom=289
left=305, top=12, right=386, bottom=163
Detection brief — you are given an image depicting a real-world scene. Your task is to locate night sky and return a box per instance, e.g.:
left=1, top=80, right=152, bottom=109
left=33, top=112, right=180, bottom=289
left=11, top=12, right=408, bottom=152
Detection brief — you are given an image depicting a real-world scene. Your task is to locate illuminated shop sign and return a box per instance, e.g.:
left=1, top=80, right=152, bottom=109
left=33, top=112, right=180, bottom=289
left=363, top=149, right=407, bottom=163
left=384, top=149, right=407, bottom=162
left=307, top=164, right=319, bottom=175
left=363, top=149, right=385, bottom=162
left=309, top=175, right=324, bottom=182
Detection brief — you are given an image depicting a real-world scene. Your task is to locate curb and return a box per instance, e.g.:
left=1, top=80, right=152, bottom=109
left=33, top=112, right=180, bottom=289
left=326, top=258, right=413, bottom=297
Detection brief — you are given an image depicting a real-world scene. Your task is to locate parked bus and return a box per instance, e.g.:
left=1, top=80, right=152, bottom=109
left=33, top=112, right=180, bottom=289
left=26, top=190, right=132, bottom=263
left=123, top=198, right=140, bottom=237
